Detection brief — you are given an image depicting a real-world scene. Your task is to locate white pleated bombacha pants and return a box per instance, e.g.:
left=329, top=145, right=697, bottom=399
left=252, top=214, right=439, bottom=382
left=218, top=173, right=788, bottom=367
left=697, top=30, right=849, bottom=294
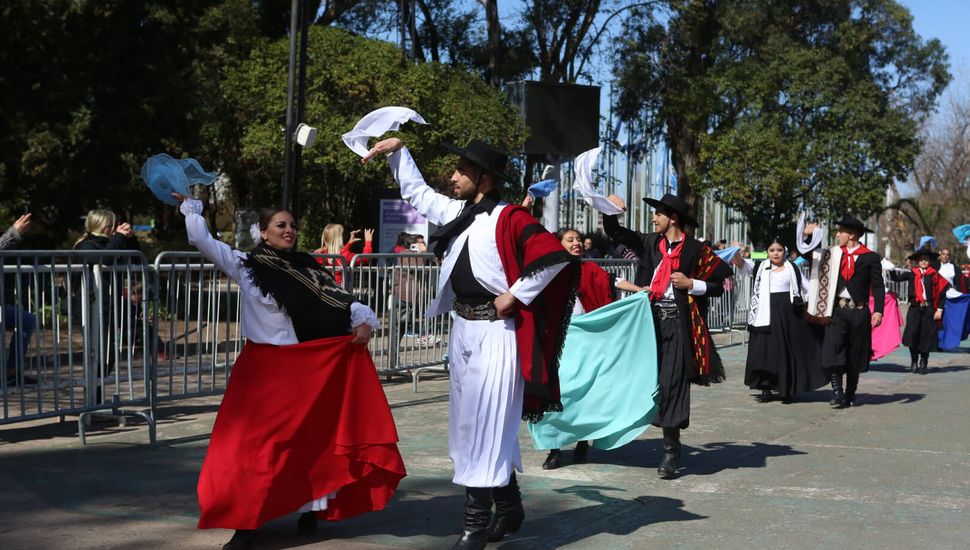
left=448, top=316, right=525, bottom=488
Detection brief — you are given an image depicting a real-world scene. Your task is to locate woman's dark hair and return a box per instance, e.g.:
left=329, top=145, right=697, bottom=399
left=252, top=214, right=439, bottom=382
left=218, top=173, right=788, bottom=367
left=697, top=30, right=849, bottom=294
left=258, top=208, right=293, bottom=231
left=396, top=231, right=410, bottom=247
left=556, top=228, right=580, bottom=241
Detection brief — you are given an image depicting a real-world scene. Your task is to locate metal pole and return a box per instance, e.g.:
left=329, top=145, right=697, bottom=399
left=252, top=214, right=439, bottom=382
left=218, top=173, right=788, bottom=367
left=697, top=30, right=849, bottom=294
left=292, top=0, right=311, bottom=221
left=281, top=0, right=300, bottom=211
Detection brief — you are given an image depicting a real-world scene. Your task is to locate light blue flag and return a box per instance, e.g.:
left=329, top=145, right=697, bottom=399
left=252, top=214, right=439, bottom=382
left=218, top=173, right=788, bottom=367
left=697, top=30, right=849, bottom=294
left=528, top=292, right=658, bottom=451
left=140, top=154, right=218, bottom=206
left=715, top=245, right=740, bottom=263
left=917, top=236, right=937, bottom=251
left=953, top=224, right=970, bottom=244
left=528, top=179, right=558, bottom=198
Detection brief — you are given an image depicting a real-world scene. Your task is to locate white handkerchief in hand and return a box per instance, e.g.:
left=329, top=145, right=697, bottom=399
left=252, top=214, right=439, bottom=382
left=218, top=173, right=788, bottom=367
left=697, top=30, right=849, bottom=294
left=796, top=211, right=824, bottom=254
left=342, top=107, right=428, bottom=157
left=572, top=147, right=623, bottom=215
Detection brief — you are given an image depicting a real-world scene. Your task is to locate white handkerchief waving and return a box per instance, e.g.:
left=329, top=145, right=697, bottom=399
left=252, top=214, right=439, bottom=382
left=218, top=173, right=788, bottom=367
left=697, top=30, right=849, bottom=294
left=572, top=147, right=623, bottom=215
left=342, top=107, right=428, bottom=157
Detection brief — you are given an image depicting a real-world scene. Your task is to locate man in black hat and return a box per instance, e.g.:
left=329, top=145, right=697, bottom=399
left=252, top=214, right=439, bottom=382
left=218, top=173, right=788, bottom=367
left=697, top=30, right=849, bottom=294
left=888, top=249, right=948, bottom=374
left=805, top=216, right=885, bottom=407
left=602, top=193, right=732, bottom=479
left=362, top=137, right=578, bottom=550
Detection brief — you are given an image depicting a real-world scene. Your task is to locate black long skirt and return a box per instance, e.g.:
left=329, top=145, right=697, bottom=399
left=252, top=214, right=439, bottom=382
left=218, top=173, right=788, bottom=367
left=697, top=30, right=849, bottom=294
left=745, top=293, right=827, bottom=398
left=902, top=304, right=938, bottom=353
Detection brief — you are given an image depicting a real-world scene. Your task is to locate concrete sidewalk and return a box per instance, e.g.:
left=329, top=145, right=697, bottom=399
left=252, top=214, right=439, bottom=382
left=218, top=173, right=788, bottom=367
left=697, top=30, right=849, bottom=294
left=1, top=338, right=968, bottom=549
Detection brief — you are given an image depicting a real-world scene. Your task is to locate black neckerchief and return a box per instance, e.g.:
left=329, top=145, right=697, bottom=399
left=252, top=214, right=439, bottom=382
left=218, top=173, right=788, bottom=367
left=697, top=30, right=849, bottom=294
left=243, top=242, right=355, bottom=342
left=430, top=190, right=502, bottom=258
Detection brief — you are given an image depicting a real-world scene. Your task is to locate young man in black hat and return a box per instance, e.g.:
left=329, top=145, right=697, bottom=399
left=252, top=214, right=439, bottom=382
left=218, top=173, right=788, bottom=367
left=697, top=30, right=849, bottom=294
left=888, top=249, right=948, bottom=374
left=602, top=193, right=732, bottom=479
left=804, top=216, right=885, bottom=407
left=362, top=137, right=578, bottom=550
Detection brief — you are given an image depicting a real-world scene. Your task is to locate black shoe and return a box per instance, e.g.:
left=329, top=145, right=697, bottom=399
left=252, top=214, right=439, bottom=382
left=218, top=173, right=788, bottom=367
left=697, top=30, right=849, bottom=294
left=450, top=487, right=492, bottom=550
left=756, top=388, right=773, bottom=403
left=919, top=355, right=929, bottom=375
left=297, top=511, right=317, bottom=535
left=223, top=530, right=256, bottom=550
left=542, top=449, right=561, bottom=470
left=910, top=361, right=919, bottom=373
left=573, top=440, right=589, bottom=463
left=487, top=473, right=524, bottom=542
left=781, top=396, right=793, bottom=404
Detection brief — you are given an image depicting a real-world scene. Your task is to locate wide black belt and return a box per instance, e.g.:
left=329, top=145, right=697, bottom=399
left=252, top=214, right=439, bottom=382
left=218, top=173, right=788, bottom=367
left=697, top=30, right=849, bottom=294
left=836, top=297, right=866, bottom=310
left=454, top=299, right=500, bottom=321
left=652, top=301, right=680, bottom=320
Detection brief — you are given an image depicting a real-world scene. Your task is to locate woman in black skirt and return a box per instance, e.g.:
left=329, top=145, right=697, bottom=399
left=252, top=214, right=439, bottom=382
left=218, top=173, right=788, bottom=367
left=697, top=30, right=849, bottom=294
left=888, top=250, right=949, bottom=374
left=739, top=239, right=826, bottom=403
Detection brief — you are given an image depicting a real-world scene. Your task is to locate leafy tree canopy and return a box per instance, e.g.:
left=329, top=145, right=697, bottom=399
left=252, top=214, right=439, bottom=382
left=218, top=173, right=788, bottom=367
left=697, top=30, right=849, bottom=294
left=614, top=0, right=950, bottom=245
left=221, top=25, right=526, bottom=250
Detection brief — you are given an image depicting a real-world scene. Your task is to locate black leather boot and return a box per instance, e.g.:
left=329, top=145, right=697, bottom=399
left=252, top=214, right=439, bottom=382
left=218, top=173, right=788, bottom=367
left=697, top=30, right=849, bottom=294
left=829, top=371, right=846, bottom=409
left=919, top=353, right=929, bottom=375
left=658, top=428, right=681, bottom=479
left=297, top=511, right=317, bottom=535
left=542, top=449, right=561, bottom=470
left=756, top=388, right=772, bottom=403
left=222, top=530, right=256, bottom=550
left=844, top=371, right=859, bottom=407
left=487, top=473, right=524, bottom=542
left=450, top=487, right=492, bottom=550
left=909, top=348, right=919, bottom=373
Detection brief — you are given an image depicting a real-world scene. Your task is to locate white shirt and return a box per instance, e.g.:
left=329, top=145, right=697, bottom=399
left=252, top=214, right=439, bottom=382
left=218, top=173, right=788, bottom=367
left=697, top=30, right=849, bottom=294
left=838, top=244, right=862, bottom=299
left=180, top=199, right=379, bottom=345
left=939, top=262, right=963, bottom=299
left=389, top=148, right=566, bottom=317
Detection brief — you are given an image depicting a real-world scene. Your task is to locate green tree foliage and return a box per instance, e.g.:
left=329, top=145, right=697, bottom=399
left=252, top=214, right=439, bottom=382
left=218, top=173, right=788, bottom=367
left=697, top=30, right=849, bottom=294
left=0, top=0, right=260, bottom=246
left=221, top=25, right=526, bottom=250
left=614, top=0, right=950, bottom=245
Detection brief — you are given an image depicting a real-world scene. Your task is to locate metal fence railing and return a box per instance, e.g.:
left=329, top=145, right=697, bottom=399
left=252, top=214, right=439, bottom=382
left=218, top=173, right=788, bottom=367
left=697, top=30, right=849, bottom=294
left=11, top=249, right=897, bottom=445
left=0, top=250, right=156, bottom=444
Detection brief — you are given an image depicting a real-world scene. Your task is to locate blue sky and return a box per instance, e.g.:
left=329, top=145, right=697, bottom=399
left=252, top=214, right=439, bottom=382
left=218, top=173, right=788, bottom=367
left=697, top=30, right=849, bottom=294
left=904, top=0, right=970, bottom=75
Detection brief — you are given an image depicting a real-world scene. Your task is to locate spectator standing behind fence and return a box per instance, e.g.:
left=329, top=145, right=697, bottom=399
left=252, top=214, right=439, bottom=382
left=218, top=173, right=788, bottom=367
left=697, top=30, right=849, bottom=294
left=72, top=209, right=140, bottom=404
left=537, top=228, right=644, bottom=470
left=313, top=224, right=373, bottom=284
left=736, top=239, right=827, bottom=404
left=1, top=214, right=38, bottom=386
left=174, top=193, right=404, bottom=550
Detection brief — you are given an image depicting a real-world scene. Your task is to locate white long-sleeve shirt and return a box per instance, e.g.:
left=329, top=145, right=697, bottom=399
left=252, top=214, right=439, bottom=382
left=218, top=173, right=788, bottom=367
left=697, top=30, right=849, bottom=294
left=388, top=147, right=567, bottom=316
left=180, top=199, right=379, bottom=345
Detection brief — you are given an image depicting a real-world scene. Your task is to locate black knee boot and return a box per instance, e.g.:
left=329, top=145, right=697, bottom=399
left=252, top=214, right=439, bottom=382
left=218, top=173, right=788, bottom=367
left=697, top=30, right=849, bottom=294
left=487, top=473, right=524, bottom=542
left=829, top=371, right=846, bottom=408
left=919, top=352, right=929, bottom=374
left=844, top=371, right=859, bottom=407
left=450, top=487, right=493, bottom=550
left=909, top=348, right=920, bottom=373
left=658, top=428, right=681, bottom=479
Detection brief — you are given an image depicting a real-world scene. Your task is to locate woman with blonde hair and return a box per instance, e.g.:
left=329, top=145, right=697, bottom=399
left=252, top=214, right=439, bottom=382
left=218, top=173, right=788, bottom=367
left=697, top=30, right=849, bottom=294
left=73, top=209, right=138, bottom=251
left=313, top=224, right=373, bottom=284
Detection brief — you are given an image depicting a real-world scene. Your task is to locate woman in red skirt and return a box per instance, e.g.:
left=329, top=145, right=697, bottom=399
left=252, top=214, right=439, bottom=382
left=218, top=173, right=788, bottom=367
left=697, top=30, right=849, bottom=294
left=175, top=194, right=405, bottom=550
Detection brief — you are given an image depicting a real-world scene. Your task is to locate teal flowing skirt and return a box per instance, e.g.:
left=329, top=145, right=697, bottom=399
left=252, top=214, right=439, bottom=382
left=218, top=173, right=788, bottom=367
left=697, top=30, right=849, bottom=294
left=528, top=292, right=659, bottom=451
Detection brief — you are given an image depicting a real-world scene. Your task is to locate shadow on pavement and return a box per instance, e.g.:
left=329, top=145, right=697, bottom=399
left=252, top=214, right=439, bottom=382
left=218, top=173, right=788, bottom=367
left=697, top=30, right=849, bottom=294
left=498, top=486, right=705, bottom=549
left=852, top=392, right=925, bottom=406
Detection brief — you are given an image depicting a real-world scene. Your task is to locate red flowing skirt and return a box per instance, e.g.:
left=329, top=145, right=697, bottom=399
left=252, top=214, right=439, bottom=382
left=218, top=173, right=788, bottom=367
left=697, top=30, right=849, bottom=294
left=197, top=337, right=406, bottom=529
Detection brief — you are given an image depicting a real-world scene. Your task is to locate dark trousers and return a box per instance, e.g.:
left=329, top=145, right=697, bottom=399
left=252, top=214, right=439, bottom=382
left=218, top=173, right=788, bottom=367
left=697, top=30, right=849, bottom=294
left=823, top=306, right=872, bottom=399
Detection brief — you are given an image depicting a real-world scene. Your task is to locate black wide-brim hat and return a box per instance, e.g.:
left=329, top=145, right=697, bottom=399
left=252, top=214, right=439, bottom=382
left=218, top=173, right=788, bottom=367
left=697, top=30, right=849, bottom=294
left=835, top=215, right=873, bottom=234
left=643, top=193, right=698, bottom=227
left=907, top=250, right=939, bottom=261
left=441, top=139, right=512, bottom=182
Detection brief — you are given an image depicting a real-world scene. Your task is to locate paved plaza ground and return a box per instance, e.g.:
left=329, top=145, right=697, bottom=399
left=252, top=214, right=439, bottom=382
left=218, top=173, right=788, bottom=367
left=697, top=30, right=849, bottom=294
left=1, top=336, right=968, bottom=549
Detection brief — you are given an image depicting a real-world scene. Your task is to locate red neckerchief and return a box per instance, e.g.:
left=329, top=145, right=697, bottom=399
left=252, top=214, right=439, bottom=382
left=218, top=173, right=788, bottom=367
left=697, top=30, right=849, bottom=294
left=650, top=238, right=684, bottom=301
left=912, top=266, right=935, bottom=303
left=839, top=244, right=872, bottom=281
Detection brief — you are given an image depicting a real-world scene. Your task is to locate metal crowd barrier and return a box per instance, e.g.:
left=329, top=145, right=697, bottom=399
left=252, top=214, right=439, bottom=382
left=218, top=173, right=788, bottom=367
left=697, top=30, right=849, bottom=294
left=348, top=253, right=451, bottom=390
left=0, top=250, right=156, bottom=445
